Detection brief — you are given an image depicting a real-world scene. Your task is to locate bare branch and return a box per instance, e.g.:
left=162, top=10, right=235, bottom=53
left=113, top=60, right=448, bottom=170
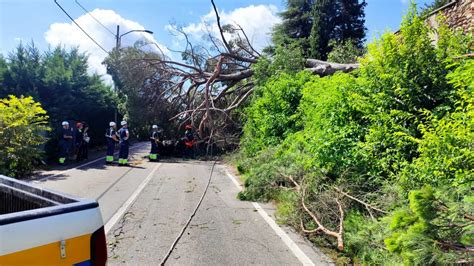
left=211, top=0, right=232, bottom=52
left=334, top=187, right=388, bottom=221
left=301, top=186, right=345, bottom=251
left=279, top=172, right=301, bottom=192
left=233, top=23, right=261, bottom=57
left=300, top=218, right=321, bottom=234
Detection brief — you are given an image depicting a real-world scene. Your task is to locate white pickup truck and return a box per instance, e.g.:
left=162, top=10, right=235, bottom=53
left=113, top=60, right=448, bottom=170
left=0, top=175, right=107, bottom=265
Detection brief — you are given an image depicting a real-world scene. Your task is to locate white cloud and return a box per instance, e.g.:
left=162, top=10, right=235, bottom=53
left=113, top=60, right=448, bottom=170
left=170, top=5, right=280, bottom=52
left=45, top=9, right=168, bottom=85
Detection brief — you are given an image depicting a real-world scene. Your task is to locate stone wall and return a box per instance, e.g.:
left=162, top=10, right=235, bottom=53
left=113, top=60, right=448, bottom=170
left=426, top=0, right=473, bottom=34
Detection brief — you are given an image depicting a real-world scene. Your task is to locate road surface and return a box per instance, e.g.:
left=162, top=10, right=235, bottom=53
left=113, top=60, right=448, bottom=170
left=32, top=142, right=333, bottom=265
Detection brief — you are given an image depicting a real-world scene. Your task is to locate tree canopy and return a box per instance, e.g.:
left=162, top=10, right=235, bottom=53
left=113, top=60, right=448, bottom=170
left=0, top=43, right=117, bottom=160
left=104, top=43, right=179, bottom=139
left=273, top=0, right=366, bottom=60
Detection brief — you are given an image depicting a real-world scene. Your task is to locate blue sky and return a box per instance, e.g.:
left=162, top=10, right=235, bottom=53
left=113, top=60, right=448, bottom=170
left=0, top=0, right=432, bottom=82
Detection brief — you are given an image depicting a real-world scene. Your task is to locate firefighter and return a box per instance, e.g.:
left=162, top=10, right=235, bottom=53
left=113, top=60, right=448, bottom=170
left=59, top=121, right=73, bottom=164
left=149, top=125, right=161, bottom=162
left=183, top=124, right=195, bottom=159
left=118, top=121, right=130, bottom=166
left=105, top=122, right=118, bottom=164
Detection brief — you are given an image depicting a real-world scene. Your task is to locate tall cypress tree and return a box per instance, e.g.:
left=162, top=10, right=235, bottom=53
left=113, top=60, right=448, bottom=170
left=272, top=0, right=366, bottom=60
left=309, top=0, right=338, bottom=59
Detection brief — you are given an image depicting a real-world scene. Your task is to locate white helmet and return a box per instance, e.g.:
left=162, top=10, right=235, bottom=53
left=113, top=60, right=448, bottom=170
left=152, top=125, right=158, bottom=129
left=109, top=121, right=116, bottom=127
left=62, top=121, right=69, bottom=126
left=120, top=121, right=127, bottom=126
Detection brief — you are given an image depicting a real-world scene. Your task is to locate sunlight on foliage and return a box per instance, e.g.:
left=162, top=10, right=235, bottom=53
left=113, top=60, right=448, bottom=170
left=0, top=95, right=50, bottom=177
left=238, top=4, right=473, bottom=264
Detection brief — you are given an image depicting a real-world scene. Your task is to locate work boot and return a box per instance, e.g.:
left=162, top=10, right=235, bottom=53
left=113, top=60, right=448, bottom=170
left=149, top=154, right=158, bottom=162
left=118, top=159, right=128, bottom=166
left=106, top=156, right=114, bottom=164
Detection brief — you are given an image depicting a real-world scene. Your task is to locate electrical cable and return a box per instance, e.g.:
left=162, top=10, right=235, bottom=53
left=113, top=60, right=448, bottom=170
left=159, top=161, right=217, bottom=266
left=74, top=0, right=116, bottom=37
left=54, top=0, right=110, bottom=55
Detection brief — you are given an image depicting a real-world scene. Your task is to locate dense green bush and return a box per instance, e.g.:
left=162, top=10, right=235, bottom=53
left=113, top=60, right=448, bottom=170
left=327, top=40, right=365, bottom=63
left=0, top=96, right=50, bottom=177
left=241, top=71, right=312, bottom=156
left=386, top=59, right=473, bottom=265
left=253, top=43, right=305, bottom=87
left=293, top=73, right=365, bottom=179
left=238, top=6, right=472, bottom=264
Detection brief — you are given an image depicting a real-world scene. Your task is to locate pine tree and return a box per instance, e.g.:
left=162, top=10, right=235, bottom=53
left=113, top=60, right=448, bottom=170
left=334, top=0, right=367, bottom=48
left=272, top=0, right=315, bottom=55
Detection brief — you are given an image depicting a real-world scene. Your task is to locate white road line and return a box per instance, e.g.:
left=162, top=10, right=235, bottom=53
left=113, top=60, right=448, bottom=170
left=33, top=144, right=146, bottom=183
left=104, top=163, right=161, bottom=234
left=224, top=168, right=315, bottom=266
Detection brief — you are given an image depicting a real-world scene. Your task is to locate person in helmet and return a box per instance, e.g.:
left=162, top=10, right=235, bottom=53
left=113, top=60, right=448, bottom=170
left=105, top=121, right=118, bottom=164
left=183, top=124, right=196, bottom=159
left=59, top=121, right=73, bottom=164
left=149, top=125, right=161, bottom=162
left=117, top=121, right=130, bottom=166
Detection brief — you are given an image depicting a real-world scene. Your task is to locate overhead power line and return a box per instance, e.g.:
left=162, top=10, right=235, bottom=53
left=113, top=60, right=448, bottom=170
left=74, top=0, right=116, bottom=37
left=54, top=0, right=110, bottom=55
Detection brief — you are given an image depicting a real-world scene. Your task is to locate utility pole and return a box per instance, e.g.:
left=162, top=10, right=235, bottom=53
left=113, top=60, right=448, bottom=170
left=114, top=25, right=120, bottom=125
left=116, top=25, right=120, bottom=49
left=112, top=25, right=153, bottom=124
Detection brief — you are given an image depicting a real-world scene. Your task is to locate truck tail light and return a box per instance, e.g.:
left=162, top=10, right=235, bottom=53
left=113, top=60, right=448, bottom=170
left=90, top=226, right=107, bottom=266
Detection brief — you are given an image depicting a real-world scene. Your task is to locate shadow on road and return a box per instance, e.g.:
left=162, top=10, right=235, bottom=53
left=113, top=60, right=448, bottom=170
left=27, top=143, right=149, bottom=182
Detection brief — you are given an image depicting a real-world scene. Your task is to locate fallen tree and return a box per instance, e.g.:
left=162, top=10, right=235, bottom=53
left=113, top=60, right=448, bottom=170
left=111, top=0, right=359, bottom=152
left=305, top=59, right=359, bottom=76
left=282, top=173, right=387, bottom=251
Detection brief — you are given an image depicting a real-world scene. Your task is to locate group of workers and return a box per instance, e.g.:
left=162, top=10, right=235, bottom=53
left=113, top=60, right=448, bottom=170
left=105, top=121, right=162, bottom=166
left=59, top=120, right=196, bottom=166
left=105, top=121, right=130, bottom=166
left=105, top=122, right=196, bottom=165
left=58, top=121, right=90, bottom=164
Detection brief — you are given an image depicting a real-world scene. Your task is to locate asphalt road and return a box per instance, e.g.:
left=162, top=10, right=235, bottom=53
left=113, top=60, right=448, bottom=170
left=33, top=142, right=333, bottom=265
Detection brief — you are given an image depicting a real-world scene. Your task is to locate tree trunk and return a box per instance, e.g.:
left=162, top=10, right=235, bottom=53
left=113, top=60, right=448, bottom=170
left=305, top=59, right=359, bottom=76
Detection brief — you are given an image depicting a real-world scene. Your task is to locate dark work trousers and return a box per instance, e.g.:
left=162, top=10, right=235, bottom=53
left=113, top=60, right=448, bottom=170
left=151, top=141, right=158, bottom=154
left=106, top=139, right=115, bottom=155
left=76, top=141, right=87, bottom=161
left=119, top=141, right=129, bottom=161
left=184, top=144, right=194, bottom=159
left=79, top=142, right=88, bottom=160
left=150, top=141, right=158, bottom=161
left=59, top=140, right=71, bottom=160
